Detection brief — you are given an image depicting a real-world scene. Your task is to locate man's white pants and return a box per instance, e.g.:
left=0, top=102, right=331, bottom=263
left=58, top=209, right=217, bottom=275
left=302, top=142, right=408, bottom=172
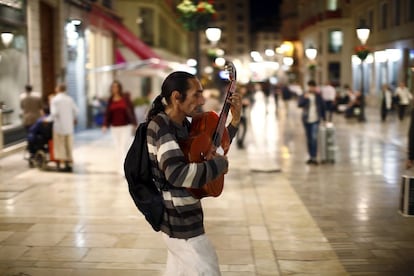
left=110, top=124, right=132, bottom=174
left=162, top=233, right=221, bottom=276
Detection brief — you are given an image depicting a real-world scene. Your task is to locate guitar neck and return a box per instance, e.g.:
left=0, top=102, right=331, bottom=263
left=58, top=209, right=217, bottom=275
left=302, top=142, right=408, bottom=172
left=212, top=80, right=236, bottom=147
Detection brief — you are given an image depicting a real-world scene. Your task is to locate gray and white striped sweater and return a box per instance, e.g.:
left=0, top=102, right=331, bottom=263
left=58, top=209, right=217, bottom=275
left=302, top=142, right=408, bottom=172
left=147, top=112, right=237, bottom=239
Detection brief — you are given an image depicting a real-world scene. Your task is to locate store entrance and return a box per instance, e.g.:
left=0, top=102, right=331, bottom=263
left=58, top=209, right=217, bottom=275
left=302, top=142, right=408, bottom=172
left=40, top=1, right=56, bottom=104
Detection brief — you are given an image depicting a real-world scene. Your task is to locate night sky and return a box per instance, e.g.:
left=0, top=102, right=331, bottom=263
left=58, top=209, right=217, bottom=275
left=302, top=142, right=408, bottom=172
left=250, top=0, right=281, bottom=32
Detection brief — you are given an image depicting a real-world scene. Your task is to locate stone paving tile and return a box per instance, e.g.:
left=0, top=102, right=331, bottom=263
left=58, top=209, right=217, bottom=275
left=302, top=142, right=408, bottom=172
left=20, top=246, right=89, bottom=261
left=3, top=267, right=74, bottom=276
left=279, top=259, right=347, bottom=275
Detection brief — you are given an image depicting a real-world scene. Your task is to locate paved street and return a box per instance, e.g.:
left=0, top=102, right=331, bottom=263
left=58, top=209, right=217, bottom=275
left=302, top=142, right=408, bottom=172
left=0, top=96, right=413, bottom=275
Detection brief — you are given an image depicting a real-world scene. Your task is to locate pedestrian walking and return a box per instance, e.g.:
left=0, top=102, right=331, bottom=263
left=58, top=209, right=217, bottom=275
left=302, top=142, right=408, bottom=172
left=20, top=84, right=43, bottom=131
left=281, top=83, right=292, bottom=114
left=236, top=85, right=251, bottom=149
left=380, top=84, right=393, bottom=122
left=49, top=83, right=78, bottom=172
left=298, top=80, right=326, bottom=165
left=102, top=80, right=137, bottom=175
left=320, top=81, right=336, bottom=122
left=145, top=71, right=242, bottom=275
left=395, top=81, right=413, bottom=121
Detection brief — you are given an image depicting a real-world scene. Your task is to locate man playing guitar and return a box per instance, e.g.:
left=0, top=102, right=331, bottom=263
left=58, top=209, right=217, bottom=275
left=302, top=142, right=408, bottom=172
left=145, top=67, right=241, bottom=275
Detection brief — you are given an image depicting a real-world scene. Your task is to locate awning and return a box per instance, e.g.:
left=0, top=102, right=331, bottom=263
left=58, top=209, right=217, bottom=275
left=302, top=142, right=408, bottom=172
left=89, top=6, right=160, bottom=60
left=115, top=48, right=126, bottom=64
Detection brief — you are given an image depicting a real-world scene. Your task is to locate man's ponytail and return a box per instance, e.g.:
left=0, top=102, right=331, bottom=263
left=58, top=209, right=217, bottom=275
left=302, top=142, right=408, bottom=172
left=146, top=95, right=165, bottom=121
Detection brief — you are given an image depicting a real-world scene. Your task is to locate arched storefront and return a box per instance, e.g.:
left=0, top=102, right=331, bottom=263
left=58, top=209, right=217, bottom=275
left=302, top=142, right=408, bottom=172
left=0, top=1, right=29, bottom=146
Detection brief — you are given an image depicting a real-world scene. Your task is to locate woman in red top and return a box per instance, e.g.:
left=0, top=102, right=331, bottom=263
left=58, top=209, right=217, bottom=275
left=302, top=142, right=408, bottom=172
left=102, top=80, right=137, bottom=174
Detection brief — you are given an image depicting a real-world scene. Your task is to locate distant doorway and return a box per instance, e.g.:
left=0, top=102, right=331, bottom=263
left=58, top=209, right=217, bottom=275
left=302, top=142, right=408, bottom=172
left=328, top=62, right=340, bottom=87
left=39, top=1, right=56, bottom=103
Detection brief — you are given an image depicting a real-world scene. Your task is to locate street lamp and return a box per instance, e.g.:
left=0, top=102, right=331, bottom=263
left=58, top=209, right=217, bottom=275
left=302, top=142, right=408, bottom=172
left=205, top=27, right=221, bottom=45
left=356, top=19, right=370, bottom=122
left=1, top=32, right=14, bottom=47
left=305, top=44, right=317, bottom=81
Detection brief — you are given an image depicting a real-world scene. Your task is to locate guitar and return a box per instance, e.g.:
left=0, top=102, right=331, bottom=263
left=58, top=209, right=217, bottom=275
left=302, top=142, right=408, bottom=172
left=180, top=62, right=237, bottom=199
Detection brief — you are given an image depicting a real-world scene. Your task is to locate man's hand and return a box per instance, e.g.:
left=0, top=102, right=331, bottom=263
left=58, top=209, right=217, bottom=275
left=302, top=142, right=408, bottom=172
left=205, top=146, right=228, bottom=174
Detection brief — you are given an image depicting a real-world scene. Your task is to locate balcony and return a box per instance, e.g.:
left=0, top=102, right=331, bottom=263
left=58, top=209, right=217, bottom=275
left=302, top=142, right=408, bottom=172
left=299, top=9, right=342, bottom=31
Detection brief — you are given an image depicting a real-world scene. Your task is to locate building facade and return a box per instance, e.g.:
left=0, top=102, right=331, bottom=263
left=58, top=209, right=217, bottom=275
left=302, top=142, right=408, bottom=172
left=113, top=0, right=191, bottom=102
left=281, top=0, right=414, bottom=105
left=350, top=0, right=414, bottom=97
left=0, top=0, right=195, bottom=149
left=294, top=0, right=353, bottom=88
left=199, top=0, right=252, bottom=84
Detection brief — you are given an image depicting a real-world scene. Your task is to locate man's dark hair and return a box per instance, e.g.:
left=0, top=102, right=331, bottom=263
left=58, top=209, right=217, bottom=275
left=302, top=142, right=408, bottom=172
left=307, top=80, right=316, bottom=87
left=58, top=83, right=67, bottom=92
left=146, top=71, right=196, bottom=121
left=25, top=85, right=32, bottom=92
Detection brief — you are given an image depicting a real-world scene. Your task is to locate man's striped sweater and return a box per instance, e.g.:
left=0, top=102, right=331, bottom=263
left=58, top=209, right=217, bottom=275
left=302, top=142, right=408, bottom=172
left=147, top=112, right=237, bottom=239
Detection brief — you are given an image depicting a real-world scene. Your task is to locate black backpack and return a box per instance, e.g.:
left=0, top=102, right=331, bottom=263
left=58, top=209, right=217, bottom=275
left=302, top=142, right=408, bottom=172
left=124, top=121, right=164, bottom=232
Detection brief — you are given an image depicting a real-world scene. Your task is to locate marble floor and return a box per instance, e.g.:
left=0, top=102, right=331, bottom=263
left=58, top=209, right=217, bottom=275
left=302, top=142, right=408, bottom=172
left=0, top=96, right=413, bottom=276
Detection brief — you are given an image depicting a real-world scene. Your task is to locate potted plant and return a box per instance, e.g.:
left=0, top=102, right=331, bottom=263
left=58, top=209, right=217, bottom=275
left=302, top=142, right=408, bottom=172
left=176, top=0, right=216, bottom=31
left=355, top=45, right=371, bottom=61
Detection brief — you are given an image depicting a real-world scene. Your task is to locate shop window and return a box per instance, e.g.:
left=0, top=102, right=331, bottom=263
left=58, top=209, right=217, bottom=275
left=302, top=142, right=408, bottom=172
left=328, top=29, right=342, bottom=53
left=326, top=0, right=338, bottom=10
left=393, top=0, right=401, bottom=26
left=0, top=27, right=28, bottom=127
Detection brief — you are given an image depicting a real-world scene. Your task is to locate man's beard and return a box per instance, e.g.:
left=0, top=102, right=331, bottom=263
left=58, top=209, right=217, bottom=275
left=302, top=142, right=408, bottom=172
left=187, top=105, right=204, bottom=118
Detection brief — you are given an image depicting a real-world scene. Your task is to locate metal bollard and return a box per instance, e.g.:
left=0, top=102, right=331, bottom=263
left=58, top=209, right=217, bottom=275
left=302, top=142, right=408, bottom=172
left=399, top=175, right=414, bottom=217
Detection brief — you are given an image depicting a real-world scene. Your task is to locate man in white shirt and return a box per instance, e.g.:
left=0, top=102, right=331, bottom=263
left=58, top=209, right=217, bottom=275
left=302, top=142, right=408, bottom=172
left=320, top=81, right=336, bottom=122
left=50, top=83, right=78, bottom=172
left=395, top=81, right=413, bottom=121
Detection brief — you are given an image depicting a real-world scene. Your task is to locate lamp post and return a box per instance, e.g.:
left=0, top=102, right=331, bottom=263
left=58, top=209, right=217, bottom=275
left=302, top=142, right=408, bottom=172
left=356, top=20, right=370, bottom=122
left=176, top=1, right=217, bottom=77
left=205, top=27, right=222, bottom=68
left=305, top=44, right=317, bottom=81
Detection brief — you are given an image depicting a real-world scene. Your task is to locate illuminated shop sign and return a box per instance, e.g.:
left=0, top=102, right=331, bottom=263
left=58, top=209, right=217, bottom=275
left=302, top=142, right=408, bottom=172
left=0, top=0, right=23, bottom=9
